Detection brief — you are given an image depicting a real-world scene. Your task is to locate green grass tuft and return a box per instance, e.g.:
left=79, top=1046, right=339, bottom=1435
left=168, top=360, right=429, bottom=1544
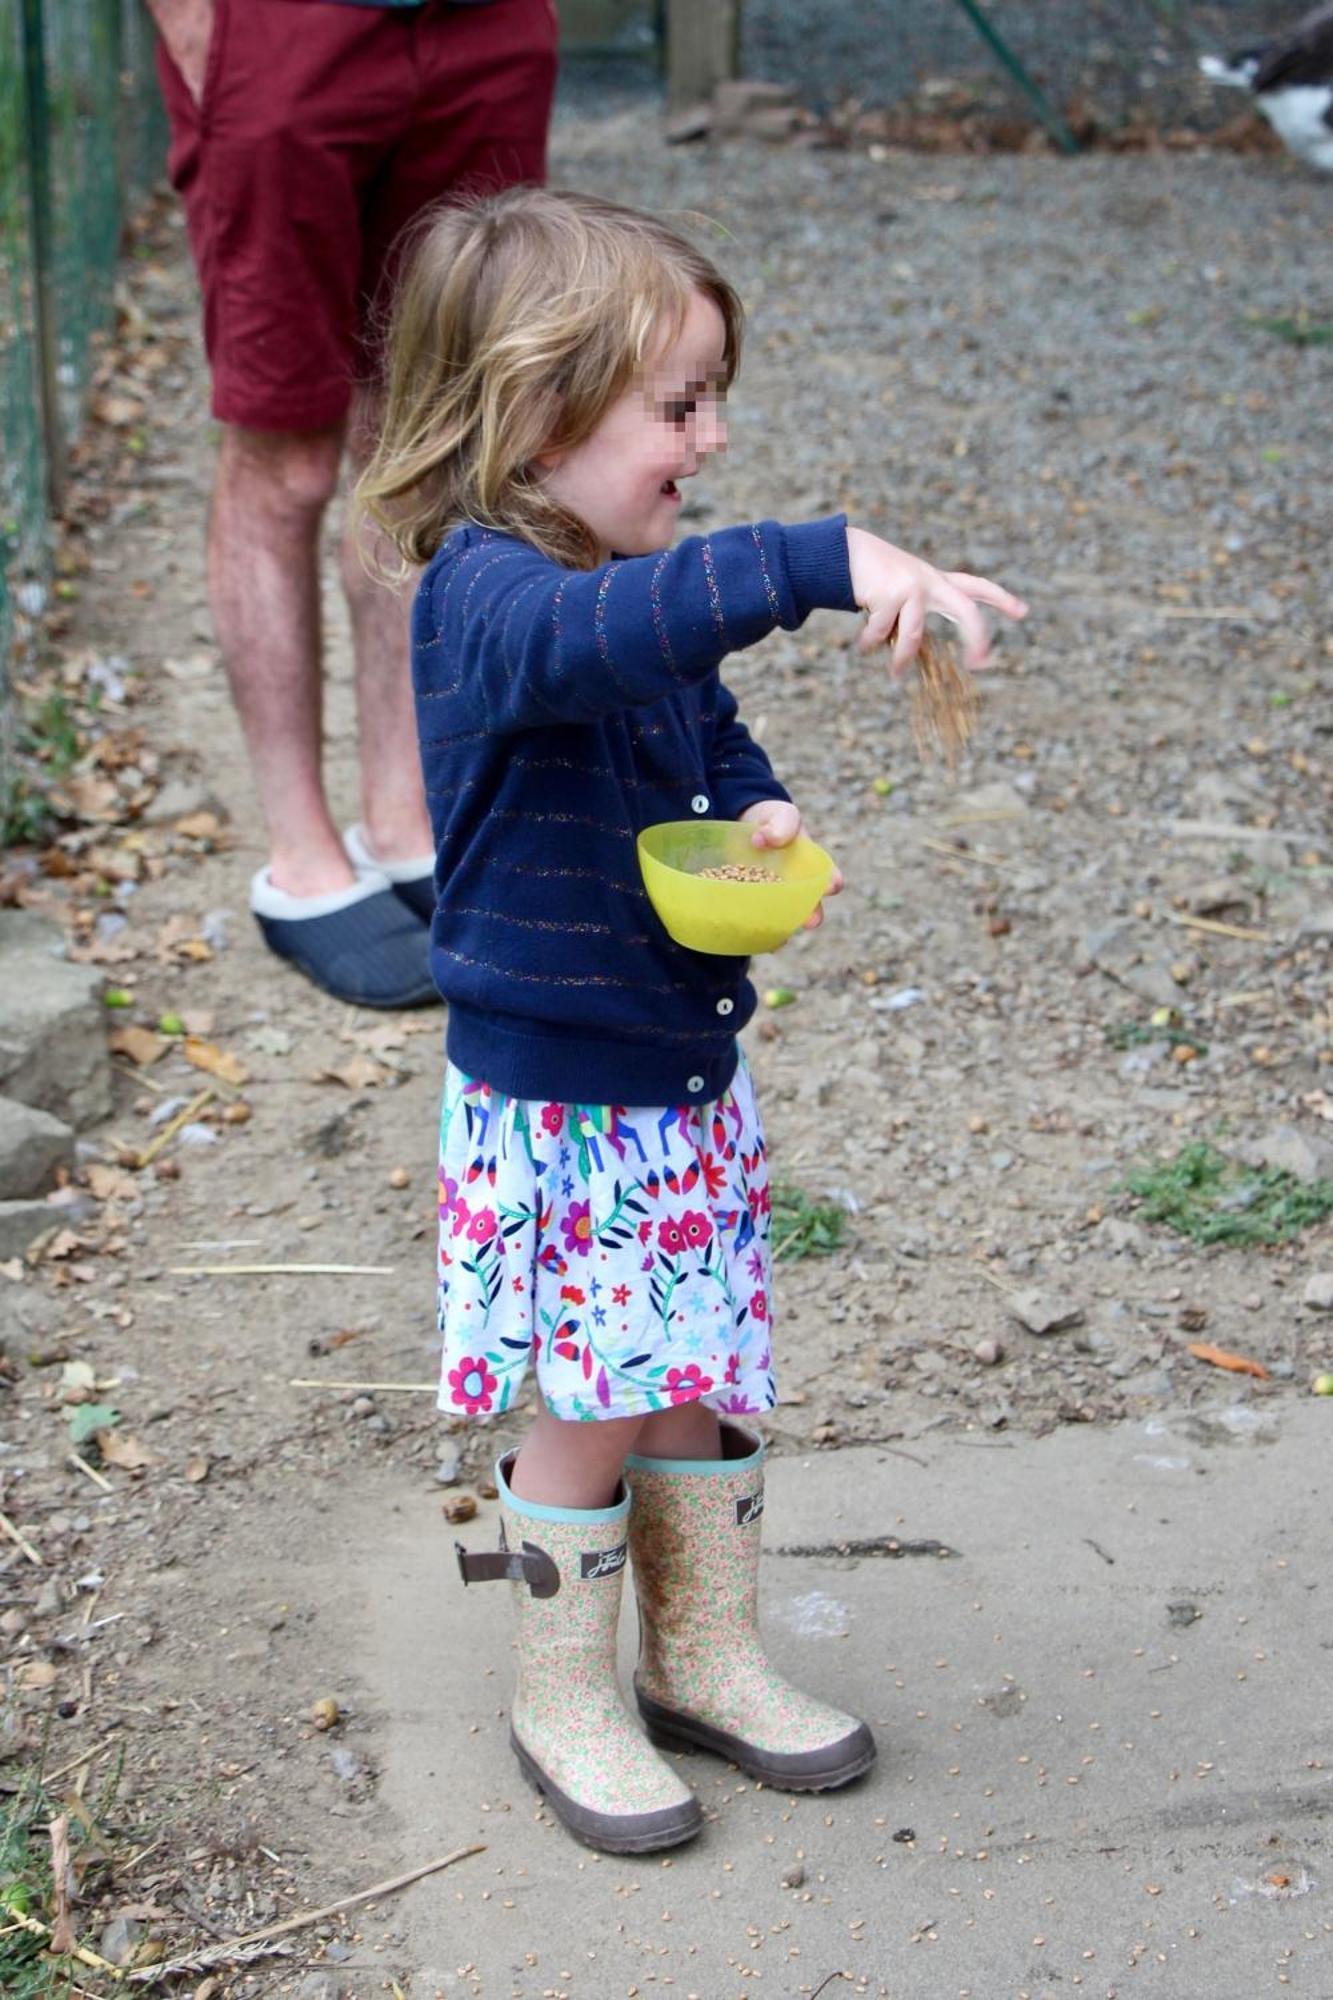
left=1124, top=1142, right=1333, bottom=1246
left=1246, top=312, right=1333, bottom=349
left=0, top=1739, right=127, bottom=1996
left=770, top=1182, right=848, bottom=1261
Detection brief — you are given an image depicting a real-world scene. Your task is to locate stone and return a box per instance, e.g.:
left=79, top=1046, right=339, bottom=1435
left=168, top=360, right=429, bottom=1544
left=0, top=1200, right=57, bottom=1260
left=1006, top=1288, right=1085, bottom=1337
left=1302, top=1272, right=1333, bottom=1311
left=297, top=1976, right=343, bottom=2000
left=711, top=79, right=797, bottom=126
left=954, top=779, right=1030, bottom=819
left=0, top=1281, right=61, bottom=1348
left=1257, top=1125, right=1333, bottom=1187
left=0, top=1096, right=75, bottom=1199
left=99, top=1916, right=143, bottom=1967
left=0, top=911, right=112, bottom=1127
left=1082, top=921, right=1181, bottom=1009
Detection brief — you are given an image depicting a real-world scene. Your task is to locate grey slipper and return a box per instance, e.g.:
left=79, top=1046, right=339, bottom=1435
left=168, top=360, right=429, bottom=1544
left=251, top=868, right=439, bottom=1009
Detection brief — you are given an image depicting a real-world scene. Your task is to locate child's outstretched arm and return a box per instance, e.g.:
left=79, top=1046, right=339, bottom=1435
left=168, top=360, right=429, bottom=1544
left=845, top=526, right=1028, bottom=674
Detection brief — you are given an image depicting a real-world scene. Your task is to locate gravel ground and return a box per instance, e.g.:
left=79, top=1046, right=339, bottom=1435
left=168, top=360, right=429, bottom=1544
left=0, top=100, right=1330, bottom=1986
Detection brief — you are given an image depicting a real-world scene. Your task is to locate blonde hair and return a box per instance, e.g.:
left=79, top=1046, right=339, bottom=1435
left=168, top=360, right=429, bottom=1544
left=356, top=187, right=743, bottom=571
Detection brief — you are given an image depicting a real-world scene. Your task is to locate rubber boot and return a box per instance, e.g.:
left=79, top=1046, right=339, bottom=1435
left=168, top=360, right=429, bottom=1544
left=456, top=1451, right=702, bottom=1854
left=625, top=1423, right=876, bottom=1791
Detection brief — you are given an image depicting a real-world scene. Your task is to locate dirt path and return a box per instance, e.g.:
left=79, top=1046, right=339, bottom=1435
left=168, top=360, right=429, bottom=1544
left=2, top=107, right=1331, bottom=1994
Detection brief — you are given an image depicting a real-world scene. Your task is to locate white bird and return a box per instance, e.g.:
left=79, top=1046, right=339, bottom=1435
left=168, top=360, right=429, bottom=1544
left=1199, top=4, right=1333, bottom=170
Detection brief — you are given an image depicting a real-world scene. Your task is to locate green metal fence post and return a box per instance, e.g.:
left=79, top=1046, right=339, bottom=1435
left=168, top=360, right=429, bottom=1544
left=18, top=0, right=63, bottom=515
left=950, top=0, right=1081, bottom=156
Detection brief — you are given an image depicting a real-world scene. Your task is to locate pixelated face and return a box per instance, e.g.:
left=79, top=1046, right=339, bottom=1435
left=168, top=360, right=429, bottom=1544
left=538, top=288, right=729, bottom=561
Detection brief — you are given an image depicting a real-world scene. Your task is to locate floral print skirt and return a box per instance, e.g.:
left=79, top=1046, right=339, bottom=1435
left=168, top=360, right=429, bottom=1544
left=436, top=1056, right=775, bottom=1424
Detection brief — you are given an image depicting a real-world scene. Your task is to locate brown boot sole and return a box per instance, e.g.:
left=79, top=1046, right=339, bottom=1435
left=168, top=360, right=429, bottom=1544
left=509, top=1728, right=703, bottom=1854
left=638, top=1692, right=878, bottom=1793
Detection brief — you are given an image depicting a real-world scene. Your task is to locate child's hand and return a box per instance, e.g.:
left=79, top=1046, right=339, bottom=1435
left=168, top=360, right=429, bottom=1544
left=846, top=526, right=1028, bottom=675
left=738, top=799, right=844, bottom=931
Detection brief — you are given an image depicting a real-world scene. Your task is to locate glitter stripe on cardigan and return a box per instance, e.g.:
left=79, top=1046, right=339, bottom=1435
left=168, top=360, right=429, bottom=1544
left=410, top=514, right=856, bottom=1107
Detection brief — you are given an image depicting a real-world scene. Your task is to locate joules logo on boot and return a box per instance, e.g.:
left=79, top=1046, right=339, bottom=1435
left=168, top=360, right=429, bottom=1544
left=581, top=1542, right=628, bottom=1580
left=735, top=1493, right=764, bottom=1526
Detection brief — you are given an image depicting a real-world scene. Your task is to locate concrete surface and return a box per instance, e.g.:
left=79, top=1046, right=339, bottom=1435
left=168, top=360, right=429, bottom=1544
left=349, top=1400, right=1333, bottom=1999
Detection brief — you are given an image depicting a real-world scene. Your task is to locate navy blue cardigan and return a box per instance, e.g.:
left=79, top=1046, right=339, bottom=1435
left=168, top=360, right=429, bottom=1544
left=412, top=514, right=857, bottom=1107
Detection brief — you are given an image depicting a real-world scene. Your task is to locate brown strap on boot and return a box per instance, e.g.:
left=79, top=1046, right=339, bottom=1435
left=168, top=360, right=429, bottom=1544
left=455, top=1539, right=560, bottom=1599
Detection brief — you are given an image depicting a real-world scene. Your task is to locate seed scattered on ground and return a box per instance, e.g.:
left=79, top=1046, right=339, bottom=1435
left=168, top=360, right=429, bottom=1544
left=906, top=626, right=980, bottom=767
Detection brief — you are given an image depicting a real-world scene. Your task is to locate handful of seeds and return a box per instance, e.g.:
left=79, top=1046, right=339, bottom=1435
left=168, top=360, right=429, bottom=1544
left=904, top=623, right=979, bottom=768
left=697, top=862, right=781, bottom=883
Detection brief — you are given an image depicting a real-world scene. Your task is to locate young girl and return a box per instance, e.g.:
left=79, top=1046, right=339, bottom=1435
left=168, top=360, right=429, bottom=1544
left=359, top=187, right=1026, bottom=1856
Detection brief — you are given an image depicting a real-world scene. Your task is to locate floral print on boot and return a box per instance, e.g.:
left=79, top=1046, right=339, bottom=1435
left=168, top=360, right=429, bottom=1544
left=455, top=1452, right=702, bottom=1854
left=625, top=1424, right=876, bottom=1791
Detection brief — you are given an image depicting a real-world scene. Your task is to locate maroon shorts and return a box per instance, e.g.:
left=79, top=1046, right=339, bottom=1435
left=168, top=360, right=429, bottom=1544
left=158, top=0, right=559, bottom=431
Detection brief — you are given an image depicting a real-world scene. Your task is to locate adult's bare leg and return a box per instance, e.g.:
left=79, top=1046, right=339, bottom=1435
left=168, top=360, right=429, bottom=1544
left=209, top=422, right=356, bottom=897
left=342, top=389, right=433, bottom=867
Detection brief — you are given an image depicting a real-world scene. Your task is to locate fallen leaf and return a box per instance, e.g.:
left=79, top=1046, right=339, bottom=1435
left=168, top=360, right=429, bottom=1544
left=345, top=1021, right=408, bottom=1054
left=59, top=1360, right=97, bottom=1402
left=52, top=773, right=121, bottom=821
left=87, top=1164, right=140, bottom=1202
left=44, top=1229, right=92, bottom=1263
left=184, top=1455, right=210, bottom=1483
left=1187, top=1342, right=1269, bottom=1380
left=93, top=391, right=145, bottom=427
left=172, top=811, right=222, bottom=841
left=109, top=1024, right=167, bottom=1067
left=20, top=1661, right=58, bottom=1690
left=73, top=934, right=140, bottom=965
left=97, top=1430, right=156, bottom=1472
left=154, top=915, right=212, bottom=964
left=66, top=1402, right=120, bottom=1445
left=312, top=1057, right=388, bottom=1090
left=183, top=1038, right=249, bottom=1086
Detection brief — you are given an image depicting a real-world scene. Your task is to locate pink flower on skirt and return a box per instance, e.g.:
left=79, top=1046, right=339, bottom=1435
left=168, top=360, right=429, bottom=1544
left=657, top=1217, right=685, bottom=1255
left=447, top=1356, right=498, bottom=1415
left=749, top=1289, right=768, bottom=1322
left=680, top=1210, right=713, bottom=1250
left=540, top=1102, right=564, bottom=1136
left=665, top=1364, right=713, bottom=1404
left=561, top=1200, right=593, bottom=1257
left=467, top=1207, right=497, bottom=1245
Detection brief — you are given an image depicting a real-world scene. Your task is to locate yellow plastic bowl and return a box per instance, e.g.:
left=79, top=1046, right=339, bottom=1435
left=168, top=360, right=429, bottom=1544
left=637, top=820, right=834, bottom=956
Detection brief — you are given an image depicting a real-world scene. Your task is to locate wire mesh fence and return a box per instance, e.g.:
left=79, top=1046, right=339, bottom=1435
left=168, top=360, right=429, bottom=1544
left=0, top=0, right=164, bottom=723
left=742, top=0, right=1305, bottom=129
left=561, top=1, right=1307, bottom=136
